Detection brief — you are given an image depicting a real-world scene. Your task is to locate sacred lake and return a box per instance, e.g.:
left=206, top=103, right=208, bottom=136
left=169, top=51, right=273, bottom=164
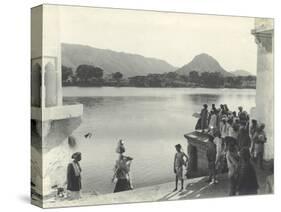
left=62, top=87, right=255, bottom=194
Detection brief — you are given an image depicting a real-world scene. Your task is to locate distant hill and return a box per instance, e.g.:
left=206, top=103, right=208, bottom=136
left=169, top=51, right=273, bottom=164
left=230, top=69, right=254, bottom=76
left=62, top=43, right=177, bottom=77
left=175, top=53, right=233, bottom=77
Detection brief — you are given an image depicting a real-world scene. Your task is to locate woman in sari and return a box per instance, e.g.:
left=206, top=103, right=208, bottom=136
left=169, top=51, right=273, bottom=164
left=112, top=140, right=133, bottom=192
left=112, top=154, right=133, bottom=192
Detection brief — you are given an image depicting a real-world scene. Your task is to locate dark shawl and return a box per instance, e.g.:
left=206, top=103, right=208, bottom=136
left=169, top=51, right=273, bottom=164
left=237, top=162, right=259, bottom=194
left=200, top=108, right=208, bottom=129
left=238, top=127, right=251, bottom=150
left=206, top=142, right=217, bottom=162
left=67, top=162, right=82, bottom=191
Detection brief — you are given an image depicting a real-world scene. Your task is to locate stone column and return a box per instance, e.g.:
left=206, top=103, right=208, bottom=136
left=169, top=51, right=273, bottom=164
left=251, top=18, right=274, bottom=160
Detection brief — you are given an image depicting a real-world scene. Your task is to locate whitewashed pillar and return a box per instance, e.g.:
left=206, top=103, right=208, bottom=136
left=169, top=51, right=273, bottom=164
left=251, top=18, right=274, bottom=160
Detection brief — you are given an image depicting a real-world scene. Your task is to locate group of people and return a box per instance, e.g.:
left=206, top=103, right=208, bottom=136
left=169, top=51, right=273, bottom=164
left=64, top=103, right=270, bottom=200
left=66, top=140, right=134, bottom=200
left=198, top=103, right=268, bottom=195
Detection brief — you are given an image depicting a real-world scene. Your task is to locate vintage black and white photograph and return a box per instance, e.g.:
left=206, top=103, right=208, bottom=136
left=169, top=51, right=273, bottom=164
left=30, top=4, right=274, bottom=208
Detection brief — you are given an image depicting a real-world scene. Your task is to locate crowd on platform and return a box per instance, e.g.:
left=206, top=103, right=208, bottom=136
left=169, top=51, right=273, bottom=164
left=196, top=103, right=272, bottom=195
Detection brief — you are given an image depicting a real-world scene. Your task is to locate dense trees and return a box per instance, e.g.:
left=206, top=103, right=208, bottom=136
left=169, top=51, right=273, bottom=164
left=76, top=65, right=103, bottom=82
left=62, top=65, right=256, bottom=88
left=128, top=76, right=146, bottom=87
left=62, top=64, right=104, bottom=86
left=129, top=71, right=255, bottom=88
left=200, top=72, right=224, bottom=88
left=62, top=65, right=73, bottom=82
left=189, top=71, right=200, bottom=83
left=112, top=72, right=123, bottom=82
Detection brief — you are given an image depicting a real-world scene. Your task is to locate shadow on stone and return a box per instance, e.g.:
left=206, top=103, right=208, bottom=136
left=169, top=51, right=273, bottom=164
left=157, top=191, right=179, bottom=201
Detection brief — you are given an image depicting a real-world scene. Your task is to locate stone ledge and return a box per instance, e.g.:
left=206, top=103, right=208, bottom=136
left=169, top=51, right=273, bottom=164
left=42, top=169, right=272, bottom=208
left=31, top=104, right=83, bottom=121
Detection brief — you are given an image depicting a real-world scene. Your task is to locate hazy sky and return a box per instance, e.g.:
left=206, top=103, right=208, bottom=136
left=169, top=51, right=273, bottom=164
left=59, top=5, right=257, bottom=74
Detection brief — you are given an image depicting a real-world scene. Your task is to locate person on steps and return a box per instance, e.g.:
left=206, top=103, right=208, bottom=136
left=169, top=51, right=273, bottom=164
left=173, top=144, right=188, bottom=192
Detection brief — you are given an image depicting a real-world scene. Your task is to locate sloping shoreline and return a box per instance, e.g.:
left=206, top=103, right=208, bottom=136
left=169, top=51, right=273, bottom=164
left=42, top=170, right=271, bottom=208
left=43, top=177, right=204, bottom=208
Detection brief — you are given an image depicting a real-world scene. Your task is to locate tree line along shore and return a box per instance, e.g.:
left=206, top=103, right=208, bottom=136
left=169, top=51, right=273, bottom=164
left=62, top=64, right=256, bottom=89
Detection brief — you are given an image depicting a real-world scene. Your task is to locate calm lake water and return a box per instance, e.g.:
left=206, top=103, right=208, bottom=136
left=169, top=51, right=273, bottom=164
left=63, top=87, right=256, bottom=194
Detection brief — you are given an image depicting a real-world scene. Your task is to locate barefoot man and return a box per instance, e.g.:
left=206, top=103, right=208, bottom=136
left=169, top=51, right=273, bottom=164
left=173, top=144, right=188, bottom=192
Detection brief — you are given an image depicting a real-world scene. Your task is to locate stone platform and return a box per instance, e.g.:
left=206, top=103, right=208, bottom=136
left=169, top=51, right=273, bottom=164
left=43, top=166, right=271, bottom=208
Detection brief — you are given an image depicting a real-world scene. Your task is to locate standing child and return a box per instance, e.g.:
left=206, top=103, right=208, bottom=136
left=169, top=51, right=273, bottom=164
left=173, top=144, right=188, bottom=192
left=214, top=131, right=223, bottom=177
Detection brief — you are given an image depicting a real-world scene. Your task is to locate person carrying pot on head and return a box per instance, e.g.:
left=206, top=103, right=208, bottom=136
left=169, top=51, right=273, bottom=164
left=112, top=140, right=134, bottom=192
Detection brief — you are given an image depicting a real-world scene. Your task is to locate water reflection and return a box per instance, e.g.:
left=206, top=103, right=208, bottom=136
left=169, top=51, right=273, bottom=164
left=62, top=87, right=256, bottom=194
left=186, top=94, right=222, bottom=106
left=64, top=97, right=105, bottom=108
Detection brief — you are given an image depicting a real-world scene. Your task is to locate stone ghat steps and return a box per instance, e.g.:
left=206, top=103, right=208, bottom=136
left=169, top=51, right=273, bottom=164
left=43, top=169, right=271, bottom=209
